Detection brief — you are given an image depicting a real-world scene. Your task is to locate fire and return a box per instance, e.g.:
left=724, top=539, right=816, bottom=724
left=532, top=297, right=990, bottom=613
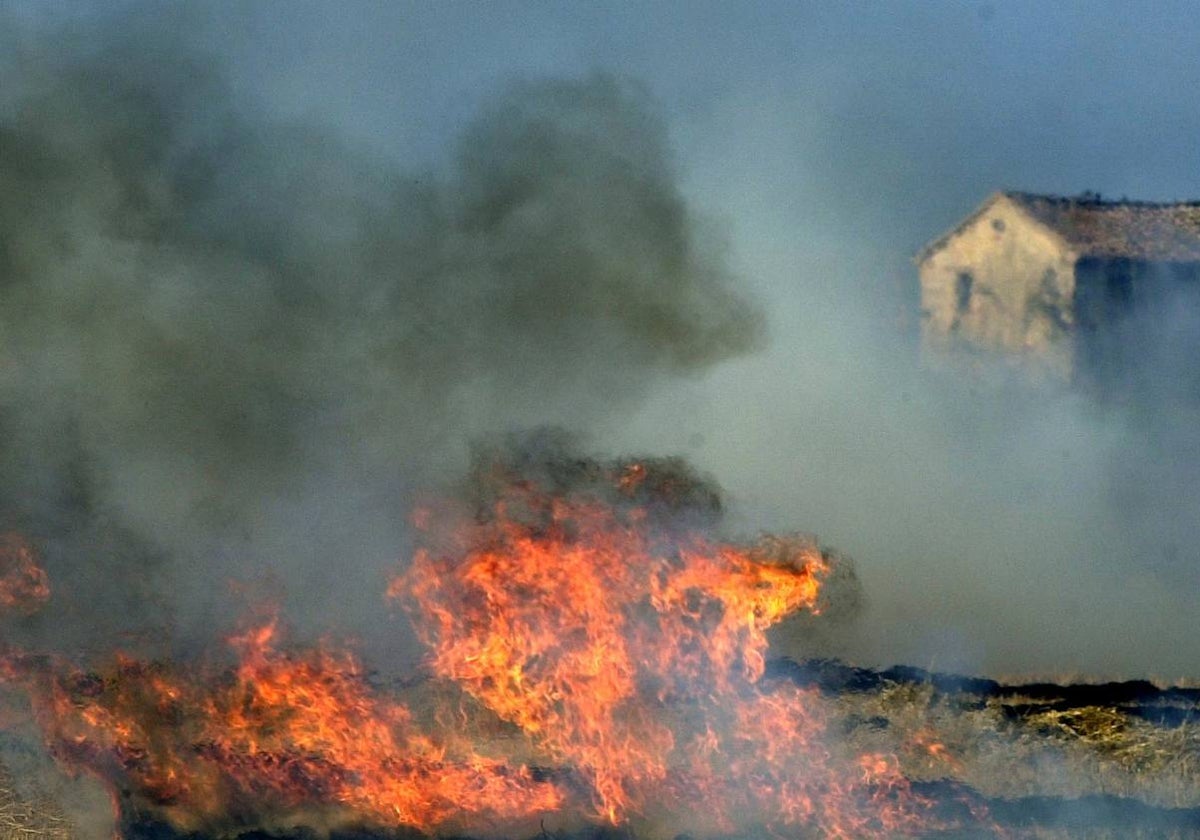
left=0, top=533, right=50, bottom=612
left=13, top=619, right=562, bottom=835
left=0, top=450, right=990, bottom=837
left=394, top=460, right=953, bottom=836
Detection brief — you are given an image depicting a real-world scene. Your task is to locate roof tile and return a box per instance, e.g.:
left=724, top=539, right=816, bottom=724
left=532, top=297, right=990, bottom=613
left=1005, top=192, right=1200, bottom=262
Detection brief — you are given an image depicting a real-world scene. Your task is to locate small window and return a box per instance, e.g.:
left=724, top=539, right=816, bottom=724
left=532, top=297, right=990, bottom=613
left=1040, top=268, right=1058, bottom=296
left=991, top=218, right=1006, bottom=232
left=955, top=271, right=974, bottom=315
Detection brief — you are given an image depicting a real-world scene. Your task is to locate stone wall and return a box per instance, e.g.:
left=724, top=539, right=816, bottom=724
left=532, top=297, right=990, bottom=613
left=919, top=196, right=1077, bottom=379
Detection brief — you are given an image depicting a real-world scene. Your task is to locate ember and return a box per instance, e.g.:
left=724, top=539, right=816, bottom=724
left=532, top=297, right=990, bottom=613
left=0, top=534, right=50, bottom=613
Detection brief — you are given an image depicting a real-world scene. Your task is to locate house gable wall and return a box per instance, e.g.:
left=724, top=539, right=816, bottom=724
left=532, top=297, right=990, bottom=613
left=919, top=195, right=1077, bottom=377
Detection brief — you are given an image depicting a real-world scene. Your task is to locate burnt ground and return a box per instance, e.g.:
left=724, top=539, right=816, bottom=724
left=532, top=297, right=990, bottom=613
left=8, top=658, right=1200, bottom=839
left=766, top=658, right=1200, bottom=837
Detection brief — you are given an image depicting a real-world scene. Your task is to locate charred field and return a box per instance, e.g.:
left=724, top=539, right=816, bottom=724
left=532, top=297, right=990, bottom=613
left=0, top=442, right=1198, bottom=840
left=4, top=656, right=1200, bottom=840
left=112, top=662, right=1200, bottom=840
left=6, top=6, right=1200, bottom=839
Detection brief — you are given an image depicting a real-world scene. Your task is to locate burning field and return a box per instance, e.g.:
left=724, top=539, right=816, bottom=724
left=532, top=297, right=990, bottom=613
left=5, top=9, right=1200, bottom=838
left=0, top=439, right=1196, bottom=840
left=0, top=442, right=927, bottom=838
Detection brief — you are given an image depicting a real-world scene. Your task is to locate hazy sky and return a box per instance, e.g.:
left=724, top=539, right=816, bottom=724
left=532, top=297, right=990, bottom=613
left=7, top=1, right=1200, bottom=680
left=174, top=0, right=1200, bottom=355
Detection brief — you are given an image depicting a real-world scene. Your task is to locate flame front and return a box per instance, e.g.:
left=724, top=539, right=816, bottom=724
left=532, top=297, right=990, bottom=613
left=0, top=458, right=983, bottom=837
left=396, top=470, right=944, bottom=836
left=16, top=618, right=562, bottom=835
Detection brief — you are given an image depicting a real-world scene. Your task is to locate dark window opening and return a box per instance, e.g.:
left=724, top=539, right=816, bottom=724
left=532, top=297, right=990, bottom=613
left=991, top=218, right=1006, bottom=232
left=1105, top=262, right=1133, bottom=310
left=955, top=271, right=974, bottom=316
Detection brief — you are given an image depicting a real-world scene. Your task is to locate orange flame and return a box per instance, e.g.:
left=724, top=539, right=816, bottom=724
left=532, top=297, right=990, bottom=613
left=18, top=619, right=561, bottom=834
left=394, top=474, right=952, bottom=836
left=0, top=533, right=50, bottom=612
left=0, top=466, right=989, bottom=837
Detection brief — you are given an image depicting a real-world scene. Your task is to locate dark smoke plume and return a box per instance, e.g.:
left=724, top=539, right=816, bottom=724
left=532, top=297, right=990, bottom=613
left=0, top=12, right=762, bottom=655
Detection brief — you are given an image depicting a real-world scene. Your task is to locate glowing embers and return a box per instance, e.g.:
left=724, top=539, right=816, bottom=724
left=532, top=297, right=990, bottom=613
left=0, top=533, right=49, bottom=613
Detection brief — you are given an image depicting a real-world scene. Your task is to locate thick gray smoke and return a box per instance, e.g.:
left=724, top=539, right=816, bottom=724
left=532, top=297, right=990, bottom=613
left=0, top=13, right=761, bottom=656
left=5, top=4, right=1198, bottom=688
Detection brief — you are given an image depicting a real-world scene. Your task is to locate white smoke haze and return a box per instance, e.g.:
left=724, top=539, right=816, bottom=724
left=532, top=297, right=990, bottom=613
left=2, top=1, right=1199, bottom=688
left=608, top=149, right=1200, bottom=680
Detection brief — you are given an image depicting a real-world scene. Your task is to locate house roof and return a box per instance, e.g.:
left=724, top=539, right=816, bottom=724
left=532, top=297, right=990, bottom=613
left=916, top=191, right=1200, bottom=264
left=1006, top=192, right=1200, bottom=262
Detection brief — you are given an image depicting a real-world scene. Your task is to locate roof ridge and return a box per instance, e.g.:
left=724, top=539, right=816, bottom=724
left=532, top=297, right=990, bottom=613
left=919, top=191, right=1200, bottom=263
left=1004, top=190, right=1200, bottom=209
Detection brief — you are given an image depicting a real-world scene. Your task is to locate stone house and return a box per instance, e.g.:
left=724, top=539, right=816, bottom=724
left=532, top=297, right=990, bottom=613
left=916, top=191, right=1200, bottom=388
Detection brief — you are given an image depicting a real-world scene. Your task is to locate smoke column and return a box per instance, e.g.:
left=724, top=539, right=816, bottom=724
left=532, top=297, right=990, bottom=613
left=0, top=8, right=762, bottom=658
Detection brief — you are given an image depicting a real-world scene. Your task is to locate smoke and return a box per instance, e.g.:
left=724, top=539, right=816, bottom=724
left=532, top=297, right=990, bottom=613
left=609, top=177, right=1200, bottom=681
left=2, top=7, right=1198, bottom=839
left=0, top=10, right=762, bottom=656
left=3, top=2, right=1198, bottom=689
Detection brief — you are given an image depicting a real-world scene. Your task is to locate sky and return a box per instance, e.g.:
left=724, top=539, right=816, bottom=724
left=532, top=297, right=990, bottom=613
left=5, top=0, right=1200, bottom=680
